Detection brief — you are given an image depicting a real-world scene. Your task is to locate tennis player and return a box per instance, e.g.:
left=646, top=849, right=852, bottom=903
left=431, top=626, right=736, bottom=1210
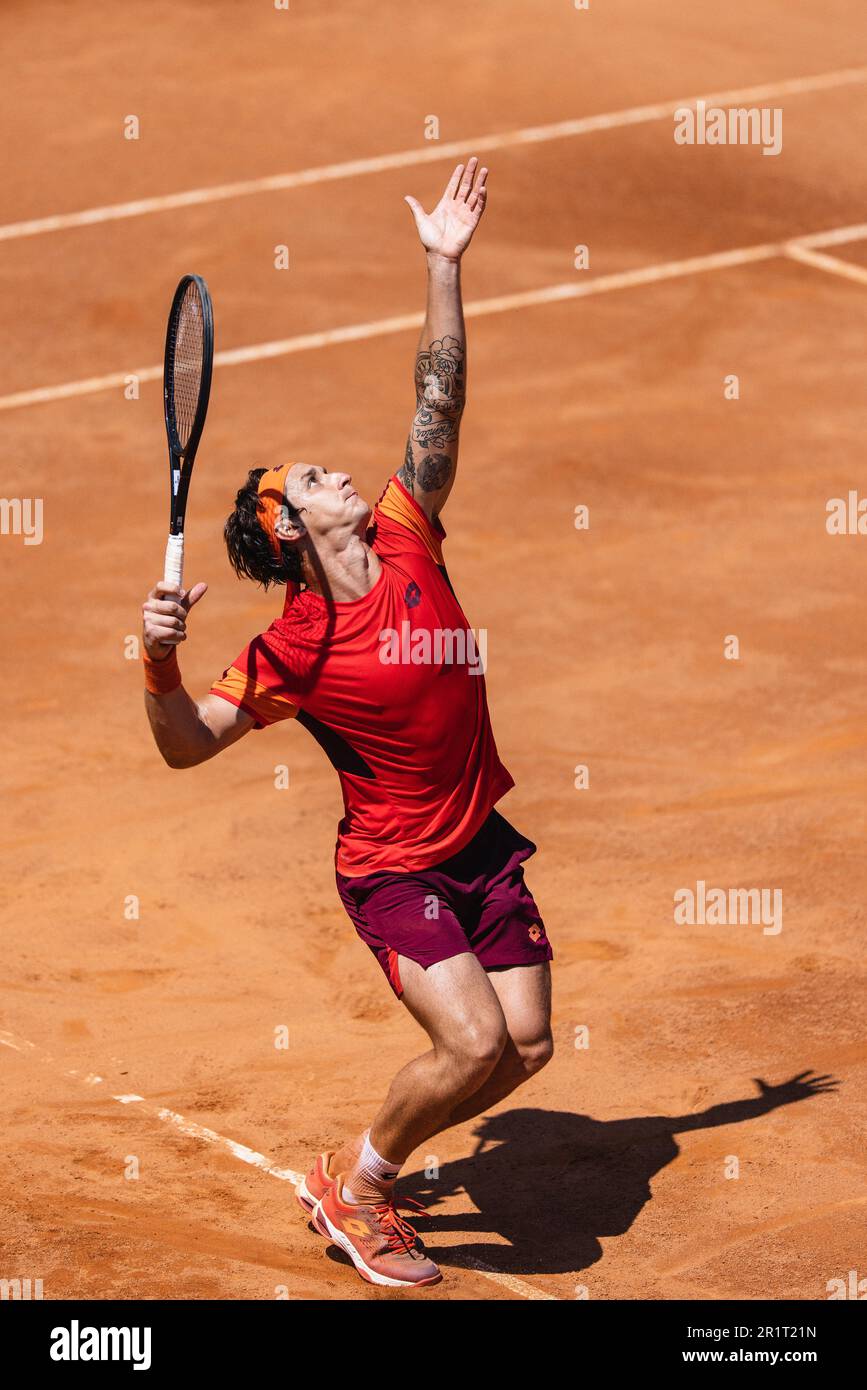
left=141, top=158, right=553, bottom=1288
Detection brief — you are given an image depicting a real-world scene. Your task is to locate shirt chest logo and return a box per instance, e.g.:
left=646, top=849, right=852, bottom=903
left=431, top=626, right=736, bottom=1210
left=404, top=580, right=422, bottom=609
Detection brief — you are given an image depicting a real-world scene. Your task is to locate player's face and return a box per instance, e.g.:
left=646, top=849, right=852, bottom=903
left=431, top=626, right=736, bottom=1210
left=284, top=464, right=370, bottom=538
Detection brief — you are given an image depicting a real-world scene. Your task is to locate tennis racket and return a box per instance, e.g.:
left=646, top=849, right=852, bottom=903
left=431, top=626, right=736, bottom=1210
left=162, top=273, right=214, bottom=590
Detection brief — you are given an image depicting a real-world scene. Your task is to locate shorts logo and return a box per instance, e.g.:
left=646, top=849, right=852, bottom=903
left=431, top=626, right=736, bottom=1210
left=528, top=924, right=543, bottom=943
left=405, top=581, right=422, bottom=608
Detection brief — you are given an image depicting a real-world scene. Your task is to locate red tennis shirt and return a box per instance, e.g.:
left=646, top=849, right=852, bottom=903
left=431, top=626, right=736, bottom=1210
left=210, top=477, right=514, bottom=876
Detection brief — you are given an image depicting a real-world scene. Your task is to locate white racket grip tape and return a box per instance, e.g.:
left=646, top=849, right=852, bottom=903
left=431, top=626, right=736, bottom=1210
left=163, top=532, right=185, bottom=590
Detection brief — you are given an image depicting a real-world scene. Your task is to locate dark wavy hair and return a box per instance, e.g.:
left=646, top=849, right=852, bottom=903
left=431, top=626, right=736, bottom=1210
left=224, top=467, right=303, bottom=588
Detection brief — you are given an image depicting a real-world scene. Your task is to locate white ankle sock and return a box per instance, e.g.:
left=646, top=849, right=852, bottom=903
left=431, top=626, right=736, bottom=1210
left=343, top=1131, right=402, bottom=1203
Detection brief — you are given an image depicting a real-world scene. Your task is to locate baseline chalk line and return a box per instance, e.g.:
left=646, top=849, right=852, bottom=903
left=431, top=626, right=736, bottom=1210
left=783, top=242, right=867, bottom=287
left=1, top=65, right=866, bottom=243
left=4, top=220, right=867, bottom=414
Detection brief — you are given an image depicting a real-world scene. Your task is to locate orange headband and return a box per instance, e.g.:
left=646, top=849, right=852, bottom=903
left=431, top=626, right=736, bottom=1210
left=257, top=463, right=293, bottom=559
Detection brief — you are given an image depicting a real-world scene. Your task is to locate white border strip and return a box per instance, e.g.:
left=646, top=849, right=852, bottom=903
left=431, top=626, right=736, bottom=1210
left=0, top=1028, right=299, bottom=1182
left=0, top=1028, right=555, bottom=1300
left=4, top=221, right=867, bottom=414
left=783, top=242, right=867, bottom=286
left=2, top=66, right=867, bottom=243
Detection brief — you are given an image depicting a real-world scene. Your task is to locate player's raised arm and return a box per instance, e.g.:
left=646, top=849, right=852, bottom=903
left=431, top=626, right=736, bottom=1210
left=398, top=157, right=488, bottom=522
left=141, top=579, right=253, bottom=768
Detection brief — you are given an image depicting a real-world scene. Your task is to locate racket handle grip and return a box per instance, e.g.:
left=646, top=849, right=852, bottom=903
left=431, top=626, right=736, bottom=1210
left=164, top=533, right=185, bottom=590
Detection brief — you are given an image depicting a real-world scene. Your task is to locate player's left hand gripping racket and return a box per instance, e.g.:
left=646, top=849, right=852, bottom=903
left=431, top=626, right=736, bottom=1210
left=162, top=273, right=214, bottom=590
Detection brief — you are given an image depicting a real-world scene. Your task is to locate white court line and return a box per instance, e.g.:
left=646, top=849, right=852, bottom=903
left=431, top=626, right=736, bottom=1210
left=0, top=1027, right=555, bottom=1300
left=783, top=242, right=867, bottom=286
left=1, top=66, right=867, bottom=243
left=4, top=220, right=867, bottom=415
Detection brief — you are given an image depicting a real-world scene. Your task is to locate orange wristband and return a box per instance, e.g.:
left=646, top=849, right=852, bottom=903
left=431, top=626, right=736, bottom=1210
left=143, top=648, right=181, bottom=695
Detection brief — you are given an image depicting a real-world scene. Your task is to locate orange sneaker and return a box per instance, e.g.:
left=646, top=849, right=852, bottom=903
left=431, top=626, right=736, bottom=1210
left=296, top=1152, right=337, bottom=1216
left=312, top=1178, right=442, bottom=1288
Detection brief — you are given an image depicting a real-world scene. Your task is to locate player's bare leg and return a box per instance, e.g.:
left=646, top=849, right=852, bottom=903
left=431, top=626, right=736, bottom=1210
left=429, top=959, right=553, bottom=1136
left=329, top=964, right=551, bottom=1183
left=310, top=951, right=518, bottom=1287
left=340, top=955, right=551, bottom=1203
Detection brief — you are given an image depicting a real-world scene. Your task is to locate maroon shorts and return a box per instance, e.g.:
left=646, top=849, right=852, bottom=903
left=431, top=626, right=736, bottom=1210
left=336, top=809, right=552, bottom=997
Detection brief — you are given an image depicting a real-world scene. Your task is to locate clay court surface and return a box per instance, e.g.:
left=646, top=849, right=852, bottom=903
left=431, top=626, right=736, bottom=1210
left=2, top=0, right=866, bottom=1300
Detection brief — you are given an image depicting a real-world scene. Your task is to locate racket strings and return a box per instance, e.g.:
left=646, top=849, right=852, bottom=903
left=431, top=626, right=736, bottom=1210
left=170, top=282, right=205, bottom=449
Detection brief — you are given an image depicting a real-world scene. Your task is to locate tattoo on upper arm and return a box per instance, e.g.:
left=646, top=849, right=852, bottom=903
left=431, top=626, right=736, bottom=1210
left=416, top=453, right=452, bottom=491
left=413, top=414, right=459, bottom=449
left=400, top=334, right=466, bottom=495
left=398, top=435, right=415, bottom=490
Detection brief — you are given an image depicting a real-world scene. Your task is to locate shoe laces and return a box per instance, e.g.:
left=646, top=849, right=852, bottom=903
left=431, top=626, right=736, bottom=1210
left=373, top=1196, right=426, bottom=1256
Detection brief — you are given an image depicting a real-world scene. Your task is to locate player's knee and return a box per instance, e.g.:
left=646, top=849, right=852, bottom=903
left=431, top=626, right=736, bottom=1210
left=450, top=1019, right=508, bottom=1079
left=516, top=1030, right=554, bottom=1077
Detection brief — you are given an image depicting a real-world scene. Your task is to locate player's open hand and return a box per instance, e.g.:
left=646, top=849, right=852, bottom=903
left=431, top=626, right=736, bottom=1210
left=142, top=580, right=208, bottom=661
left=405, top=157, right=488, bottom=261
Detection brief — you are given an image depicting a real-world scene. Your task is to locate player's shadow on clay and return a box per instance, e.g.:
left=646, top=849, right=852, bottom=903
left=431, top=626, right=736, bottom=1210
left=401, top=1070, right=838, bottom=1277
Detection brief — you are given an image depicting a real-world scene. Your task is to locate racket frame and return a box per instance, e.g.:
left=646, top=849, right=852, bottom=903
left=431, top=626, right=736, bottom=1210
left=162, top=273, right=214, bottom=588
